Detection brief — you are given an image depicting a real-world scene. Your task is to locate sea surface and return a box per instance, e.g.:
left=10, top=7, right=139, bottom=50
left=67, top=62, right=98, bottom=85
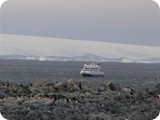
left=0, top=59, right=160, bottom=90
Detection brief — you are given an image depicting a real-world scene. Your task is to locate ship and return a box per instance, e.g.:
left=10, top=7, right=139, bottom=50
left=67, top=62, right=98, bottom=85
left=80, top=62, right=104, bottom=77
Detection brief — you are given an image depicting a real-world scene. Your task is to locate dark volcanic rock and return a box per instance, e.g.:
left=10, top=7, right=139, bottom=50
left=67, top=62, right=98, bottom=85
left=155, top=84, right=160, bottom=91
left=108, top=81, right=121, bottom=91
left=0, top=80, right=159, bottom=120
left=0, top=91, right=5, bottom=99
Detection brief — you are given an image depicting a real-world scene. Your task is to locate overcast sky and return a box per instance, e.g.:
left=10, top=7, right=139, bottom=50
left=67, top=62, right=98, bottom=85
left=0, top=0, right=159, bottom=46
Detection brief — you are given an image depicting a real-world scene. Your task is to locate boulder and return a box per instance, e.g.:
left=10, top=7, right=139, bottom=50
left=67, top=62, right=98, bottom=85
left=0, top=91, right=5, bottom=99
left=155, top=84, right=160, bottom=91
left=66, top=79, right=74, bottom=86
left=108, top=82, right=121, bottom=91
left=54, top=82, right=64, bottom=90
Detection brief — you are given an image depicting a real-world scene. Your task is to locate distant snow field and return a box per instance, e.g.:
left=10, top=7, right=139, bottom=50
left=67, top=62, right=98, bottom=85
left=0, top=34, right=160, bottom=63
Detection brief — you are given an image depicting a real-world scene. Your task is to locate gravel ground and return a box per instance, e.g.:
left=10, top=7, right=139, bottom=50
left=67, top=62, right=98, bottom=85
left=0, top=79, right=160, bottom=120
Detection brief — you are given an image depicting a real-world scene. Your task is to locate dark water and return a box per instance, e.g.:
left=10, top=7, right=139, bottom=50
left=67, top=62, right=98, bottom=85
left=0, top=59, right=160, bottom=89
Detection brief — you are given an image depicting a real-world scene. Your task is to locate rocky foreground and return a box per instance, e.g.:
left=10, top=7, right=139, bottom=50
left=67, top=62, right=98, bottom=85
left=0, top=80, right=160, bottom=120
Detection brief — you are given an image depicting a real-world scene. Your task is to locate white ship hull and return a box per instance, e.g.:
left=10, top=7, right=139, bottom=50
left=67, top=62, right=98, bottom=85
left=80, top=71, right=104, bottom=77
left=80, top=62, right=104, bottom=77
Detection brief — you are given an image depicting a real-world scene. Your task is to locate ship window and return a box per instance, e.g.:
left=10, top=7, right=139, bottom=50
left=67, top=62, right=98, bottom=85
left=85, top=68, right=90, bottom=69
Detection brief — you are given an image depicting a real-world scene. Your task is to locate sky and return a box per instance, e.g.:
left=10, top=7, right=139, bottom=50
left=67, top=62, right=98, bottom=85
left=0, top=0, right=159, bottom=46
